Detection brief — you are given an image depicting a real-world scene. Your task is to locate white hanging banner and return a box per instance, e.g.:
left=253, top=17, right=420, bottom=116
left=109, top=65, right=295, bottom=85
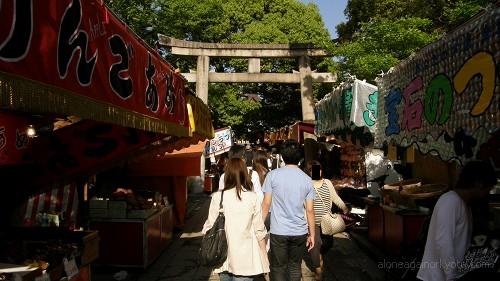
left=351, top=80, right=379, bottom=132
left=315, top=85, right=351, bottom=135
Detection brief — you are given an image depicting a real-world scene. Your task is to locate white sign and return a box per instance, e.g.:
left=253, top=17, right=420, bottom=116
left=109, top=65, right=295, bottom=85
left=63, top=258, right=78, bottom=279
left=206, top=128, right=232, bottom=156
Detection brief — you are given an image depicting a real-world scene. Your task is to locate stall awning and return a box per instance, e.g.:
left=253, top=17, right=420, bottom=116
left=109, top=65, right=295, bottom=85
left=127, top=141, right=207, bottom=177
left=0, top=0, right=194, bottom=136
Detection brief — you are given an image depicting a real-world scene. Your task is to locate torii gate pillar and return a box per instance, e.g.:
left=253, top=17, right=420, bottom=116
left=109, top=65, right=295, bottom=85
left=196, top=55, right=209, bottom=104
left=299, top=55, right=314, bottom=122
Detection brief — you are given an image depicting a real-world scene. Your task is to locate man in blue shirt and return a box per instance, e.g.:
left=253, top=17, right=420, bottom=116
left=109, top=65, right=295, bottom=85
left=262, top=140, right=316, bottom=281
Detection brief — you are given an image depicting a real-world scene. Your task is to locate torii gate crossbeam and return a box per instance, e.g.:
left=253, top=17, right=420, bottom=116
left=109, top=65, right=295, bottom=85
left=158, top=35, right=336, bottom=121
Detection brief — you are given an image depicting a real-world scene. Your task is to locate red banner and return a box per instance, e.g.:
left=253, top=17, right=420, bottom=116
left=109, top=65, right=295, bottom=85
left=0, top=111, right=31, bottom=165
left=0, top=0, right=188, bottom=134
left=32, top=120, right=163, bottom=180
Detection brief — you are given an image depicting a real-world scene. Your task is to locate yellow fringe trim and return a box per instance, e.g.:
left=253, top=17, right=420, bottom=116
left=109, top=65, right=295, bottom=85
left=0, top=71, right=189, bottom=137
left=186, top=94, right=214, bottom=139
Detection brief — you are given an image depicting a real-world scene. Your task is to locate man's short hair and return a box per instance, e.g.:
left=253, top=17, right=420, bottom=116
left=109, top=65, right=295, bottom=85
left=228, top=144, right=245, bottom=159
left=280, top=140, right=302, bottom=165
left=456, top=160, right=497, bottom=190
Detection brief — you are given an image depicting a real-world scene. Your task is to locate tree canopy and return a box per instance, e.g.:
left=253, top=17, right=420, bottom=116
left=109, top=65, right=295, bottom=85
left=334, top=0, right=497, bottom=83
left=105, top=0, right=333, bottom=141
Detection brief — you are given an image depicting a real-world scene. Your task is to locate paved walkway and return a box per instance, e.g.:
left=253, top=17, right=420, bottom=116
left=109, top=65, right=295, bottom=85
left=93, top=192, right=386, bottom=281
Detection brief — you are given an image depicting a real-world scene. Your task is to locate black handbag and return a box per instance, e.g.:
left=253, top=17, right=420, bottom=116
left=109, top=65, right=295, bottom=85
left=199, top=190, right=228, bottom=267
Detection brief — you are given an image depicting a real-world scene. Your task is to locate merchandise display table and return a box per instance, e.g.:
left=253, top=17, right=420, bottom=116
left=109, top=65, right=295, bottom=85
left=89, top=206, right=173, bottom=268
left=0, top=228, right=99, bottom=281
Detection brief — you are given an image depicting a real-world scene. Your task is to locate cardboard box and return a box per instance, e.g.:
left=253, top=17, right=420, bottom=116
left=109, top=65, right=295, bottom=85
left=108, top=208, right=126, bottom=218
left=108, top=201, right=127, bottom=218
left=108, top=200, right=127, bottom=210
left=127, top=209, right=157, bottom=219
left=89, top=208, right=108, bottom=218
left=89, top=199, right=108, bottom=209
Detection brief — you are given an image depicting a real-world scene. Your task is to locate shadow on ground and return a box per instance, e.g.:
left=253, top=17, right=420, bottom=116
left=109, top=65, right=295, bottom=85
left=93, top=193, right=387, bottom=281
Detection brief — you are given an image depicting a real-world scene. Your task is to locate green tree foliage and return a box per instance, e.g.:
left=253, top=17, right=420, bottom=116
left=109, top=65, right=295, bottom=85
left=334, top=0, right=497, bottom=83
left=443, top=0, right=497, bottom=29
left=105, top=0, right=333, bottom=141
left=336, top=0, right=376, bottom=41
left=336, top=17, right=439, bottom=82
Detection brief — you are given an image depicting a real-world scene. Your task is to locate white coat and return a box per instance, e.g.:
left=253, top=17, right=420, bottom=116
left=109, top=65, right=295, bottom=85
left=202, top=188, right=269, bottom=276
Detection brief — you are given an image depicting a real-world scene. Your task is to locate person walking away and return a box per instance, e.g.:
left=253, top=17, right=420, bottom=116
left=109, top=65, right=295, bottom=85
left=253, top=151, right=269, bottom=187
left=219, top=145, right=262, bottom=203
left=253, top=150, right=271, bottom=249
left=304, top=160, right=349, bottom=280
left=203, top=158, right=269, bottom=280
left=252, top=150, right=270, bottom=206
left=262, top=140, right=316, bottom=281
left=417, top=160, right=497, bottom=281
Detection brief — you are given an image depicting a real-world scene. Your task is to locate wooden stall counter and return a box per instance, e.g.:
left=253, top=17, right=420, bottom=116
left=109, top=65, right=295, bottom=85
left=364, top=197, right=430, bottom=256
left=381, top=204, right=429, bottom=256
left=364, top=197, right=384, bottom=248
left=89, top=206, right=173, bottom=268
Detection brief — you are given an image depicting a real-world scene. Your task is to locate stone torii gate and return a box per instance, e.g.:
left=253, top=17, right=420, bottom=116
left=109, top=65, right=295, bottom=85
left=158, top=35, right=336, bottom=121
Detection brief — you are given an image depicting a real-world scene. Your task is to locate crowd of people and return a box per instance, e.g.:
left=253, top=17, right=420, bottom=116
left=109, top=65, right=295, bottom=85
left=202, top=140, right=498, bottom=281
left=203, top=140, right=348, bottom=281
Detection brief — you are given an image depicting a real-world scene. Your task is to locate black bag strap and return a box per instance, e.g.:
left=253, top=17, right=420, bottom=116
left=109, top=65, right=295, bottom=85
left=219, top=190, right=224, bottom=212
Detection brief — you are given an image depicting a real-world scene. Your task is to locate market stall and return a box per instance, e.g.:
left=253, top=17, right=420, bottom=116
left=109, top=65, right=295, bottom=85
left=0, top=0, right=214, bottom=278
left=315, top=79, right=379, bottom=194
left=265, top=122, right=315, bottom=145
left=83, top=95, right=212, bottom=268
left=368, top=3, right=500, bottom=257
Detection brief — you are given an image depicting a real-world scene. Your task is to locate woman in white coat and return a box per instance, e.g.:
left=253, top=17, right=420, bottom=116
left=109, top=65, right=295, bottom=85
left=203, top=158, right=269, bottom=281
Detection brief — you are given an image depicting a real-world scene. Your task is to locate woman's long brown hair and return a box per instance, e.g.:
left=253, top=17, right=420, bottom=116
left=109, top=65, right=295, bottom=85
left=224, top=158, right=253, bottom=200
left=252, top=150, right=269, bottom=186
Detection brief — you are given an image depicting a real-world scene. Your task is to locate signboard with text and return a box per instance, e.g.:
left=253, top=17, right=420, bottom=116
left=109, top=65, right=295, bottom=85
left=375, top=5, right=499, bottom=165
left=0, top=0, right=189, bottom=135
left=205, top=128, right=232, bottom=156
